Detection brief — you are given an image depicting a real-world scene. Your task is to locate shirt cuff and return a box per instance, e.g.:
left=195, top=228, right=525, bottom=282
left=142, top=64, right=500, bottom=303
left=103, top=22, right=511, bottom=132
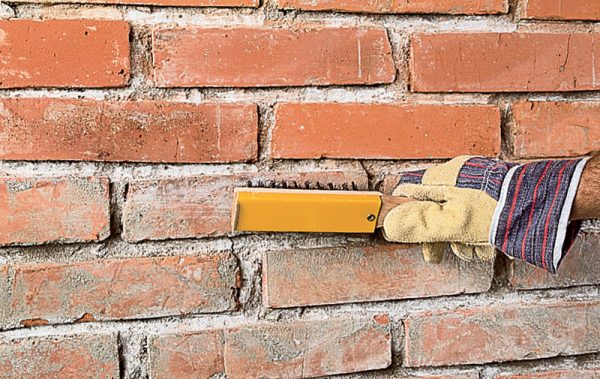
left=489, top=158, right=590, bottom=273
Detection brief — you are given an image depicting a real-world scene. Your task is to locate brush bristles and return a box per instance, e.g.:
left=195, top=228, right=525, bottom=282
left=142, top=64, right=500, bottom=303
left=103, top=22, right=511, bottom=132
left=245, top=180, right=360, bottom=191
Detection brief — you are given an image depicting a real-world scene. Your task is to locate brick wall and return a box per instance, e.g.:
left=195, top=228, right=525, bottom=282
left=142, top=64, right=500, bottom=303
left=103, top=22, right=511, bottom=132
left=0, top=0, right=599, bottom=378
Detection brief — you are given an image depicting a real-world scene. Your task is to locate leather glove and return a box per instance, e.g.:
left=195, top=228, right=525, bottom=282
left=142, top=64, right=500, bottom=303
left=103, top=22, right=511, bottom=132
left=383, top=156, right=590, bottom=273
left=383, top=156, right=503, bottom=263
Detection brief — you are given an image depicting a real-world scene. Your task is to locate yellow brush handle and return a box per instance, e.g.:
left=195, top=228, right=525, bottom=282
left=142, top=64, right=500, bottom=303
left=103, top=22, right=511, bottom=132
left=232, top=188, right=384, bottom=233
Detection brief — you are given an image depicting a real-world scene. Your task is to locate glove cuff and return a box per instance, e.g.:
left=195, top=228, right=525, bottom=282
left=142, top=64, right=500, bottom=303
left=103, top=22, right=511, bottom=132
left=489, top=158, right=590, bottom=273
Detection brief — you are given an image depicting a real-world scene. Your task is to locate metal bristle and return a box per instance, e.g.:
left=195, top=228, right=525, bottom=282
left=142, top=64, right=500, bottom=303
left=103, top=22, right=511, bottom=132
left=243, top=179, right=360, bottom=191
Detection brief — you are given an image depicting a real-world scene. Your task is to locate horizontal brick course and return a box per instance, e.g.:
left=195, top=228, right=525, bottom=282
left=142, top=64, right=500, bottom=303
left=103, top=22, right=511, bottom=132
left=263, top=243, right=493, bottom=308
left=150, top=316, right=391, bottom=378
left=272, top=103, right=500, bottom=159
left=0, top=20, right=129, bottom=88
left=511, top=101, right=600, bottom=158
left=9, top=0, right=258, bottom=6
left=0, top=253, right=238, bottom=327
left=152, top=27, right=395, bottom=87
left=0, top=334, right=118, bottom=379
left=495, top=368, right=600, bottom=379
left=277, top=0, right=508, bottom=14
left=523, top=0, right=600, bottom=21
left=404, top=300, right=600, bottom=366
left=0, top=98, right=258, bottom=163
left=0, top=177, right=110, bottom=246
left=411, top=33, right=600, bottom=93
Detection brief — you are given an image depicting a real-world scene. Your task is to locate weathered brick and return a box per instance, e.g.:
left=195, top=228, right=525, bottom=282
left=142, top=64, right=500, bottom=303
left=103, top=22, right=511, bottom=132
left=496, top=368, right=600, bottom=379
left=411, top=33, right=600, bottom=93
left=152, top=27, right=395, bottom=87
left=10, top=0, right=257, bottom=6
left=272, top=103, right=500, bottom=159
left=150, top=317, right=391, bottom=378
left=263, top=243, right=493, bottom=308
left=523, top=0, right=600, bottom=21
left=0, top=20, right=129, bottom=88
left=0, top=177, right=110, bottom=246
left=404, top=300, right=600, bottom=367
left=0, top=98, right=258, bottom=163
left=0, top=334, right=118, bottom=379
left=391, top=375, right=479, bottom=379
left=277, top=0, right=507, bottom=14
left=122, top=169, right=368, bottom=242
left=509, top=233, right=600, bottom=290
left=149, top=330, right=225, bottom=379
left=224, top=316, right=391, bottom=377
left=511, top=101, right=600, bottom=158
left=0, top=253, right=238, bottom=327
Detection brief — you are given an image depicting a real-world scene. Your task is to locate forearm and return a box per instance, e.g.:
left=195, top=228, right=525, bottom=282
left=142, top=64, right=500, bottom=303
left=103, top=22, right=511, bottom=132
left=571, top=153, right=600, bottom=220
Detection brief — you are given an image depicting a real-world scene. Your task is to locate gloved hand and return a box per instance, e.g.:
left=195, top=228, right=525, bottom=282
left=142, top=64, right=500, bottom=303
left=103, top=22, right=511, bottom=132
left=383, top=156, right=507, bottom=263
left=384, top=156, right=590, bottom=273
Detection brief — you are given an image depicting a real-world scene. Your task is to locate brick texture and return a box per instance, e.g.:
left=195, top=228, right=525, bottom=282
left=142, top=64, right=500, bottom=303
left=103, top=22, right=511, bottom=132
left=9, top=0, right=257, bottom=6
left=263, top=243, right=493, bottom=308
left=272, top=103, right=500, bottom=159
left=495, top=368, right=600, bottom=379
left=224, top=316, right=391, bottom=377
left=0, top=177, right=110, bottom=246
left=0, top=20, right=129, bottom=88
left=0, top=253, right=238, bottom=327
left=149, top=330, right=225, bottom=379
left=277, top=0, right=508, bottom=14
left=511, top=101, right=600, bottom=158
left=122, top=169, right=368, bottom=241
left=404, top=300, right=600, bottom=367
left=523, top=0, right=600, bottom=21
left=509, top=233, right=600, bottom=290
left=152, top=27, right=395, bottom=87
left=0, top=98, right=258, bottom=163
left=0, top=334, right=118, bottom=379
left=411, top=33, right=600, bottom=93
left=150, top=317, right=391, bottom=378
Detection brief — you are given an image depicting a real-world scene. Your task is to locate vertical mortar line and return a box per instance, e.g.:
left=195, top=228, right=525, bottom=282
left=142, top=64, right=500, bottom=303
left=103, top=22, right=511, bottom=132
left=117, top=331, right=126, bottom=379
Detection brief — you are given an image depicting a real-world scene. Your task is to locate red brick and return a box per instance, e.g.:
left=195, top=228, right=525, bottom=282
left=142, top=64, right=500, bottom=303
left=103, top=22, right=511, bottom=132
left=122, top=169, right=368, bottom=241
left=152, top=27, right=395, bottom=87
left=277, top=0, right=507, bottom=14
left=0, top=334, right=118, bottom=379
left=0, top=177, right=109, bottom=246
left=0, top=253, right=237, bottom=327
left=263, top=243, right=493, bottom=308
left=394, top=375, right=479, bottom=379
left=149, top=330, right=225, bottom=379
left=404, top=300, right=600, bottom=367
left=411, top=33, right=600, bottom=93
left=511, top=101, right=600, bottom=158
left=272, top=103, right=500, bottom=159
left=0, top=98, right=258, bottom=163
left=496, top=368, right=600, bottom=379
left=523, top=0, right=600, bottom=21
left=0, top=20, right=129, bottom=88
left=10, top=0, right=257, bottom=6
left=509, top=232, right=600, bottom=290
left=224, top=316, right=391, bottom=377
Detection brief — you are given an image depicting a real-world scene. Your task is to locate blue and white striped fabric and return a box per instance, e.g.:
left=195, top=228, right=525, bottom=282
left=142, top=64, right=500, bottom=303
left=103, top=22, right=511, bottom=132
left=489, top=158, right=589, bottom=273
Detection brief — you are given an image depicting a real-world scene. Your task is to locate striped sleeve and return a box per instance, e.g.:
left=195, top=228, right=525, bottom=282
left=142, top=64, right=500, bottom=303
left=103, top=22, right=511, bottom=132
left=489, top=158, right=590, bottom=273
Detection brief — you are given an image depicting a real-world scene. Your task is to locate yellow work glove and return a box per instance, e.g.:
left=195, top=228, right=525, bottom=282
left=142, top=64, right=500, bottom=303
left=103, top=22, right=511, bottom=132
left=383, top=156, right=499, bottom=263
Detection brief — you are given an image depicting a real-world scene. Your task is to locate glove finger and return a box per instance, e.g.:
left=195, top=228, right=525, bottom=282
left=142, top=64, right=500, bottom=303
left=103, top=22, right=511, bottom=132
left=474, top=245, right=496, bottom=261
left=450, top=242, right=475, bottom=261
left=392, top=184, right=451, bottom=203
left=422, top=243, right=446, bottom=264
